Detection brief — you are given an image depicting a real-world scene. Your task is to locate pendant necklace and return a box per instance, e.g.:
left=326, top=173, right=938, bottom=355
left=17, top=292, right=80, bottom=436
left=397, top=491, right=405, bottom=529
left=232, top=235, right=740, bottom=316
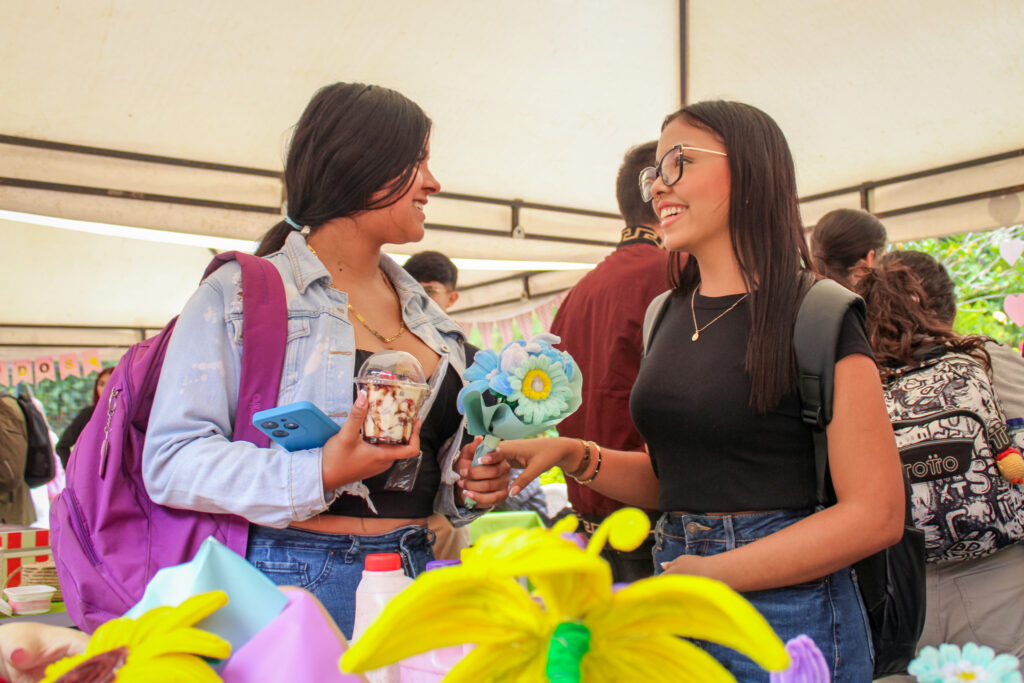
left=307, top=243, right=406, bottom=344
left=690, top=287, right=748, bottom=342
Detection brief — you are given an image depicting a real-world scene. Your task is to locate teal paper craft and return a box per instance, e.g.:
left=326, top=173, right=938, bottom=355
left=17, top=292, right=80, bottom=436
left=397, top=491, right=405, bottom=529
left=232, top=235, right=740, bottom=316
left=125, top=536, right=289, bottom=656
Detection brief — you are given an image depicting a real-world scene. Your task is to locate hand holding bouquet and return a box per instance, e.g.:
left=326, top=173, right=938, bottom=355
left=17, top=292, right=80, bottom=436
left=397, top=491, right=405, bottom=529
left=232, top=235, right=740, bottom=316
left=457, top=334, right=582, bottom=507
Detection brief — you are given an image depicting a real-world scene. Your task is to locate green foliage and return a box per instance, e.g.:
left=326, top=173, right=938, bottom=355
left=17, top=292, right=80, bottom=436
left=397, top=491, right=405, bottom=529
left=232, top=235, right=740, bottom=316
left=895, top=225, right=1024, bottom=346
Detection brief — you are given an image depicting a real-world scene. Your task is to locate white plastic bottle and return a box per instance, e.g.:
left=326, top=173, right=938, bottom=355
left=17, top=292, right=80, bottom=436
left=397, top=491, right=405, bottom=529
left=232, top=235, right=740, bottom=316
left=351, top=552, right=414, bottom=683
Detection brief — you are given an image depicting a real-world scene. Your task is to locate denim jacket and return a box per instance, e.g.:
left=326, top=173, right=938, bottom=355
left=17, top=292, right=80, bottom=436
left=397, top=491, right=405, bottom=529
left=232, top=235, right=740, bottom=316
left=143, top=232, right=474, bottom=528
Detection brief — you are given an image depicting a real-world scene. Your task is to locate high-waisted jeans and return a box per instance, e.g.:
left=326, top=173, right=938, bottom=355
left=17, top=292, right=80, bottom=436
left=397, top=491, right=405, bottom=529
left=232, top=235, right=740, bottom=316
left=246, top=523, right=435, bottom=640
left=653, top=508, right=874, bottom=683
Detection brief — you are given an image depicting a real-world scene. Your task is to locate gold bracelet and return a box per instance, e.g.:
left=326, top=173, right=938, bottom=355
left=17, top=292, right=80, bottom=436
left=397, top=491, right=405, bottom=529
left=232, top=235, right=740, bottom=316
left=573, top=441, right=603, bottom=486
left=567, top=439, right=591, bottom=479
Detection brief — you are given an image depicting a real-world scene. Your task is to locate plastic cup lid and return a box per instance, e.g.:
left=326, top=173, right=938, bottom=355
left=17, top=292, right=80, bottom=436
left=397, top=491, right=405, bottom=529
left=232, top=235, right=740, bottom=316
left=356, top=349, right=428, bottom=386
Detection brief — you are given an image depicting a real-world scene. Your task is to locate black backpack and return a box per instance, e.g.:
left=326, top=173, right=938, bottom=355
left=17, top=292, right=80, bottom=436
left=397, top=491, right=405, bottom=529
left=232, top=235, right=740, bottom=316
left=641, top=279, right=927, bottom=678
left=793, top=277, right=926, bottom=678
left=1, top=385, right=56, bottom=488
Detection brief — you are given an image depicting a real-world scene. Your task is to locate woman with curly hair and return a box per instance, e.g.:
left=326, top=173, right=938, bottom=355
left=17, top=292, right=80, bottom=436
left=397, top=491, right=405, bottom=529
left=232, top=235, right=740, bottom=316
left=857, top=254, right=1024, bottom=675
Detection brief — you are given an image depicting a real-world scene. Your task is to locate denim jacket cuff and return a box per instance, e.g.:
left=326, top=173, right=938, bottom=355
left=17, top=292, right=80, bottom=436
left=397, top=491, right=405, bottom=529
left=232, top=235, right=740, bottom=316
left=289, top=449, right=335, bottom=520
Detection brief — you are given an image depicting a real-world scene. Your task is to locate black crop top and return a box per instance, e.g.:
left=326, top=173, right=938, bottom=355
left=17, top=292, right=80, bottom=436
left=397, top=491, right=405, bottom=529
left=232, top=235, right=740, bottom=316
left=327, top=350, right=463, bottom=518
left=629, top=290, right=873, bottom=513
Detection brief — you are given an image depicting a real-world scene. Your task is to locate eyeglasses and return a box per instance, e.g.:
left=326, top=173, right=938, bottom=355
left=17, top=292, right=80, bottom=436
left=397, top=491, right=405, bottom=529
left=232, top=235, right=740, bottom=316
left=638, top=145, right=728, bottom=203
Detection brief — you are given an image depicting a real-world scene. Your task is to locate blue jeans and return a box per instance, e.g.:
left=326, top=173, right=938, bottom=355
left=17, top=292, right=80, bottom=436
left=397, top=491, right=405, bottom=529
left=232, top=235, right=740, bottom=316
left=246, top=524, right=435, bottom=639
left=653, top=509, right=873, bottom=683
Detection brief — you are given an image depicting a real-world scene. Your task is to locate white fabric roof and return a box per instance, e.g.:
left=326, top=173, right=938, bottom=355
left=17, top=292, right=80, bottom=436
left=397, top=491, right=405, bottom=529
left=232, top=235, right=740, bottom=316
left=2, top=0, right=1023, bottom=356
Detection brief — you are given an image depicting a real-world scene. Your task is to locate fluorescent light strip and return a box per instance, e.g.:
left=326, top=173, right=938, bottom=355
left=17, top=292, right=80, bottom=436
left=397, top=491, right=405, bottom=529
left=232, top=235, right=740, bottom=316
left=387, top=254, right=595, bottom=271
left=0, top=209, right=597, bottom=272
left=0, top=209, right=259, bottom=251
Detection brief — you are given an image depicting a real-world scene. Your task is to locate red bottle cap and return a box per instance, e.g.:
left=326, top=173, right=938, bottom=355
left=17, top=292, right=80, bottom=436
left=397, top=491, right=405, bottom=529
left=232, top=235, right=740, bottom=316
left=364, top=553, right=402, bottom=571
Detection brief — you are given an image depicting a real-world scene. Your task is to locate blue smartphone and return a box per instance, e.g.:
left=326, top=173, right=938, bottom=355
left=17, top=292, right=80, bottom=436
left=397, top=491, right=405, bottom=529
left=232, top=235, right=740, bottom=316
left=253, top=401, right=341, bottom=451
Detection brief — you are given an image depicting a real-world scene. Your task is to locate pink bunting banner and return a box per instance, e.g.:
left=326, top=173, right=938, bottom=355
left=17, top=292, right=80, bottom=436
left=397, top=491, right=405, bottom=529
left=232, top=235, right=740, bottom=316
left=496, top=319, right=516, bottom=348
left=58, top=353, right=82, bottom=379
left=535, top=302, right=554, bottom=331
left=0, top=361, right=8, bottom=387
left=458, top=320, right=475, bottom=340
left=477, top=321, right=495, bottom=350
left=33, top=356, right=57, bottom=383
left=80, top=349, right=103, bottom=376
left=515, top=313, right=535, bottom=339
left=12, top=359, right=33, bottom=385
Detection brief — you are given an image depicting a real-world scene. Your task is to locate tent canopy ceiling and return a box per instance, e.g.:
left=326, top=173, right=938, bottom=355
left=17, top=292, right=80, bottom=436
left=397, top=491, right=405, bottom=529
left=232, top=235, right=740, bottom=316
left=2, top=0, right=1023, bottom=352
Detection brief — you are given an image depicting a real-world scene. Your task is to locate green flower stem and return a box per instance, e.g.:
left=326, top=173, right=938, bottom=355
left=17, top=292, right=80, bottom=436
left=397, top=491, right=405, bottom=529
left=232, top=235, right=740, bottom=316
left=545, top=621, right=591, bottom=682
left=464, top=434, right=502, bottom=510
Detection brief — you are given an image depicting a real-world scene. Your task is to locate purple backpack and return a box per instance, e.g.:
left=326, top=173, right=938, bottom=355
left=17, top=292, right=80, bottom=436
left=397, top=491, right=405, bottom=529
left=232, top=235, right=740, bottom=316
left=50, top=252, right=287, bottom=632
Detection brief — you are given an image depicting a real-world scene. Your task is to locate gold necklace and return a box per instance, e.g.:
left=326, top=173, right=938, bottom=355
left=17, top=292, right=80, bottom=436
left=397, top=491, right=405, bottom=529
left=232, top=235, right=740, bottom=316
left=690, top=287, right=748, bottom=342
left=307, top=243, right=406, bottom=344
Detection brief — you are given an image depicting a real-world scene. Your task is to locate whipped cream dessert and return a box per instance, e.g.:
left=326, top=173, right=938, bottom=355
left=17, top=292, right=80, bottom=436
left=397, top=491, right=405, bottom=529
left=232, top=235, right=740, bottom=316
left=359, top=381, right=428, bottom=445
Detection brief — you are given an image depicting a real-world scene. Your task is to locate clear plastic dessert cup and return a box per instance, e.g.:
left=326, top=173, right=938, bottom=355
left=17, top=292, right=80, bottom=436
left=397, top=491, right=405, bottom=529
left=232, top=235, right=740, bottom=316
left=355, top=350, right=431, bottom=446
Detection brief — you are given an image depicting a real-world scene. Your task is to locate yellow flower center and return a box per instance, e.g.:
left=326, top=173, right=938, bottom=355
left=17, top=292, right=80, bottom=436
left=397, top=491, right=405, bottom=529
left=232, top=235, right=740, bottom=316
left=956, top=673, right=977, bottom=681
left=522, top=369, right=552, bottom=400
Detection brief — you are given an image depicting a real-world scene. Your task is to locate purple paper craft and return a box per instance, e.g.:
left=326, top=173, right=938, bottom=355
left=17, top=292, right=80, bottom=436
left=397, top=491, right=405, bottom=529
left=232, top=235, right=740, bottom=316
left=770, top=635, right=830, bottom=683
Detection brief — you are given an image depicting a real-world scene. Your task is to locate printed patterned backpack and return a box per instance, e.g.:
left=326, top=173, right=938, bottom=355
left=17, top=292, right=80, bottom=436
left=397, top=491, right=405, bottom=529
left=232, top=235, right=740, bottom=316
left=883, top=351, right=1024, bottom=563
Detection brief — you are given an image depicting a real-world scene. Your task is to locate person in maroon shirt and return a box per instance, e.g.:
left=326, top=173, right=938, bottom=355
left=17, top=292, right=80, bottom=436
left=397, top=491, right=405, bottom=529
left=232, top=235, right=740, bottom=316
left=550, top=140, right=673, bottom=581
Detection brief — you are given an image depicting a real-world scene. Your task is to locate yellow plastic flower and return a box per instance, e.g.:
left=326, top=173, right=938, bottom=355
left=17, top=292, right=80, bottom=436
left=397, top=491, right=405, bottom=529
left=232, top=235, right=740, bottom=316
left=41, top=591, right=231, bottom=683
left=341, top=509, right=789, bottom=682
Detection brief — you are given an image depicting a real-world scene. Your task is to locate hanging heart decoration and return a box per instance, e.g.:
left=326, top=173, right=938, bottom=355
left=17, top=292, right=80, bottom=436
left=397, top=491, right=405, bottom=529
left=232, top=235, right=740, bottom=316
left=1003, top=293, right=1024, bottom=326
left=999, top=239, right=1024, bottom=266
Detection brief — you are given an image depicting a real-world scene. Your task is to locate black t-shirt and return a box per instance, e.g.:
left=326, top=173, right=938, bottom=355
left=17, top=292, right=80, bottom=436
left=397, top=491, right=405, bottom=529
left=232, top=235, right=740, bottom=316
left=327, top=350, right=463, bottom=518
left=629, top=289, right=873, bottom=513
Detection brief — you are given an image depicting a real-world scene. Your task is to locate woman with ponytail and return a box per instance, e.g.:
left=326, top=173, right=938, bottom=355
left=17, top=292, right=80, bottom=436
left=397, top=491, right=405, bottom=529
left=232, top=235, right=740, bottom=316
left=810, top=208, right=888, bottom=289
left=143, top=83, right=509, bottom=637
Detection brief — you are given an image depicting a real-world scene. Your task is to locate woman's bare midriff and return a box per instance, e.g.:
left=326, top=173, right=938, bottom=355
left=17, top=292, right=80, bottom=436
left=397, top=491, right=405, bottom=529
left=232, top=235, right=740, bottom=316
left=290, top=515, right=429, bottom=535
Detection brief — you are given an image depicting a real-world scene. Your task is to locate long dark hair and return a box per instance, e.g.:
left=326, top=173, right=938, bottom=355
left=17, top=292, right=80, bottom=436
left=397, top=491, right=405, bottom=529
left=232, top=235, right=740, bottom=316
left=811, top=208, right=887, bottom=288
left=665, top=101, right=812, bottom=412
left=856, top=256, right=989, bottom=377
left=256, top=82, right=432, bottom=256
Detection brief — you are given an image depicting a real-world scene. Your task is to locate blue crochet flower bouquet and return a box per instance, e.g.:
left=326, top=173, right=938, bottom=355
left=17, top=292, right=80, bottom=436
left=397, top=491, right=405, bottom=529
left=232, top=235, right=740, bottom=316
left=457, top=334, right=582, bottom=506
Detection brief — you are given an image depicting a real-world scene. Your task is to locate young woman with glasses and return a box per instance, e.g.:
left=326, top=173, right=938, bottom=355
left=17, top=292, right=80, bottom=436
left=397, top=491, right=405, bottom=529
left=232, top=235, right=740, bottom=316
left=143, top=82, right=509, bottom=639
left=497, top=101, right=905, bottom=681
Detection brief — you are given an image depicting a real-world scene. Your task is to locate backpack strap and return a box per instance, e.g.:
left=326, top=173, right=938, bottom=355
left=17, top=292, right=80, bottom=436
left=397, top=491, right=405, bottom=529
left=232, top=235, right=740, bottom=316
left=205, top=252, right=288, bottom=446
left=642, top=290, right=673, bottom=358
left=792, top=276, right=865, bottom=504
